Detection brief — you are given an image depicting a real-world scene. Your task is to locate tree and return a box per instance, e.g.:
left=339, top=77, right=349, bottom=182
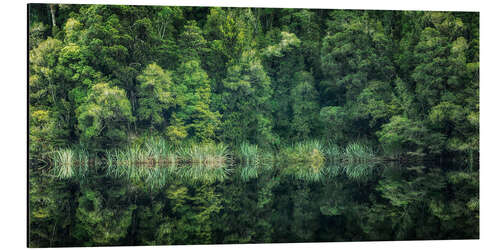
left=76, top=82, right=135, bottom=150
left=376, top=115, right=445, bottom=155
left=136, top=63, right=175, bottom=130
left=29, top=37, right=74, bottom=153
left=290, top=71, right=320, bottom=139
left=319, top=10, right=395, bottom=141
left=203, top=7, right=256, bottom=88
left=262, top=31, right=303, bottom=141
left=220, top=49, right=274, bottom=145
left=173, top=60, right=220, bottom=142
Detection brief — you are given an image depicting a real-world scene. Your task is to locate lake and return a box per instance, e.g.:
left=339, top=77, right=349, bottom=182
left=28, top=158, right=479, bottom=246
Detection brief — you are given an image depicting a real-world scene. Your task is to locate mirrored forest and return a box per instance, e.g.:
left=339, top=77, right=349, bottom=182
left=28, top=4, right=479, bottom=247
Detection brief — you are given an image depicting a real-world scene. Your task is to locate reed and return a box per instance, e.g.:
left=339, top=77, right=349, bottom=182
left=74, top=149, right=90, bottom=178
left=238, top=142, right=260, bottom=164
left=283, top=140, right=325, bottom=164
left=144, top=137, right=176, bottom=164
left=279, top=140, right=326, bottom=182
left=323, top=142, right=342, bottom=160
left=343, top=162, right=375, bottom=182
left=323, top=163, right=345, bottom=177
left=343, top=142, right=375, bottom=162
left=239, top=164, right=259, bottom=181
left=236, top=142, right=272, bottom=181
left=178, top=143, right=229, bottom=166
left=51, top=148, right=89, bottom=179
left=292, top=164, right=324, bottom=182
left=107, top=153, right=178, bottom=189
left=104, top=139, right=230, bottom=185
left=52, top=148, right=74, bottom=179
left=178, top=163, right=229, bottom=184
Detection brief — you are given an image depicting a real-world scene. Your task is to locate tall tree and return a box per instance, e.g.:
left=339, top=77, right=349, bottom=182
left=136, top=63, right=175, bottom=130
left=76, top=82, right=135, bottom=150
left=221, top=49, right=274, bottom=145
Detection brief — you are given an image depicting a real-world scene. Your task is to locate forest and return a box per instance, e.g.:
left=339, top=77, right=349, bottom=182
left=28, top=4, right=479, bottom=247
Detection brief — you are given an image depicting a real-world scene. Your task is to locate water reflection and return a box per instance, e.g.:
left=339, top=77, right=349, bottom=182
left=38, top=158, right=479, bottom=245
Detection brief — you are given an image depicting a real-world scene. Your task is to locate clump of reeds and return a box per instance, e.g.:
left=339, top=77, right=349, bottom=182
left=108, top=137, right=177, bottom=168
left=343, top=142, right=375, bottom=162
left=51, top=148, right=89, bottom=179
left=343, top=162, right=374, bottom=182
left=236, top=142, right=275, bottom=181
left=238, top=142, right=260, bottom=165
left=178, top=163, right=229, bottom=184
left=104, top=139, right=230, bottom=185
left=106, top=150, right=178, bottom=190
left=239, top=164, right=259, bottom=181
left=279, top=140, right=326, bottom=182
left=323, top=142, right=342, bottom=160
left=52, top=148, right=75, bottom=179
left=291, top=163, right=324, bottom=182
left=323, top=163, right=345, bottom=177
left=283, top=140, right=326, bottom=164
left=178, top=143, right=229, bottom=166
left=144, top=137, right=176, bottom=164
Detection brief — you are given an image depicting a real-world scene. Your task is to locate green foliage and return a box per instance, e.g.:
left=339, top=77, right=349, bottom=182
left=76, top=82, right=135, bottom=150
left=290, top=72, right=320, bottom=139
left=28, top=6, right=479, bottom=246
left=174, top=60, right=220, bottom=142
left=344, top=142, right=375, bottom=162
left=51, top=148, right=89, bottom=179
left=281, top=140, right=325, bottom=182
left=262, top=31, right=305, bottom=142
left=73, top=186, right=136, bottom=246
left=136, top=63, right=175, bottom=129
left=220, top=49, right=274, bottom=145
left=236, top=142, right=273, bottom=181
left=377, top=115, right=444, bottom=155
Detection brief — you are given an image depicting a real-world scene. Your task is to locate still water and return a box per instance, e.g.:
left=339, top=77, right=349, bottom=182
left=29, top=160, right=479, bottom=247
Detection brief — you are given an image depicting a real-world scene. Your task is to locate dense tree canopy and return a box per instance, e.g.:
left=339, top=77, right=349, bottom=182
left=29, top=5, right=479, bottom=156
left=28, top=4, right=479, bottom=247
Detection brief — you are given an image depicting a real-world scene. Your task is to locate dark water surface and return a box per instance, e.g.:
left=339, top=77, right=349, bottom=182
left=28, top=159, right=479, bottom=247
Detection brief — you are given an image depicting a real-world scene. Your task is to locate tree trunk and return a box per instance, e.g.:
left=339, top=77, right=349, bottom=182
left=49, top=4, right=56, bottom=28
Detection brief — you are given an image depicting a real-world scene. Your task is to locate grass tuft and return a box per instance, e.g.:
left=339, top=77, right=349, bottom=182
left=51, top=148, right=89, bottom=179
left=344, top=142, right=375, bottom=162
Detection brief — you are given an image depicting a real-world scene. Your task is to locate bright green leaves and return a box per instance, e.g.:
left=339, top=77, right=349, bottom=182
left=262, top=31, right=300, bottom=57
left=356, top=80, right=394, bottom=128
left=203, top=7, right=257, bottom=85
left=174, top=60, right=220, bottom=142
left=136, top=63, right=174, bottom=128
left=321, top=11, right=394, bottom=100
left=136, top=60, right=219, bottom=143
left=29, top=22, right=50, bottom=50
left=77, top=82, right=134, bottom=149
left=29, top=37, right=75, bottom=156
left=262, top=31, right=306, bottom=142
left=399, top=12, right=479, bottom=155
left=428, top=102, right=476, bottom=153
left=63, top=18, right=83, bottom=43
left=205, top=8, right=254, bottom=60
left=179, top=20, right=208, bottom=62
left=29, top=37, right=63, bottom=106
left=221, top=49, right=273, bottom=145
